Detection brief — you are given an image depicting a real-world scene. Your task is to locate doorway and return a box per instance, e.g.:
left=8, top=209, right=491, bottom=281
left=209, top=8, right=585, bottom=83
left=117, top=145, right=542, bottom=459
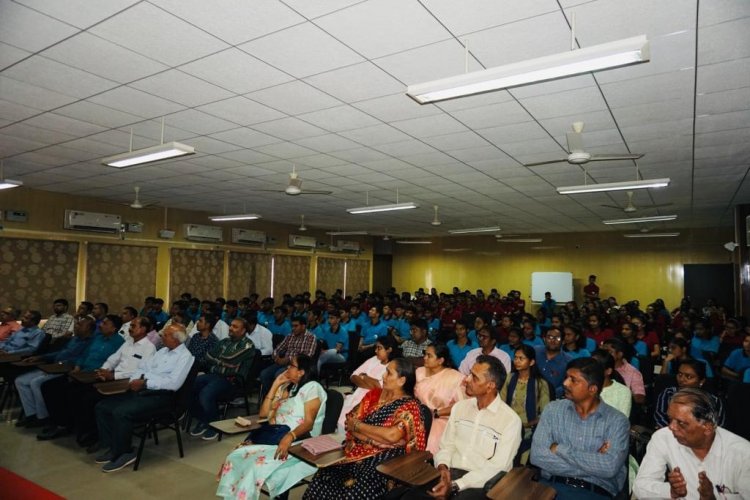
left=683, top=264, right=735, bottom=317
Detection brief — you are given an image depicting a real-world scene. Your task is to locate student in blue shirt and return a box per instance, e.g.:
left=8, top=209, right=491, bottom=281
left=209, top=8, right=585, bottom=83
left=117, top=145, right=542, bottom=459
left=721, top=334, right=750, bottom=381
left=317, top=310, right=349, bottom=373
left=446, top=318, right=477, bottom=367
left=256, top=298, right=274, bottom=328
left=423, top=308, right=440, bottom=339
left=561, top=325, right=591, bottom=359
left=360, top=305, right=388, bottom=351
left=521, top=319, right=544, bottom=348
left=349, top=303, right=367, bottom=330
left=691, top=319, right=719, bottom=369
left=267, top=307, right=292, bottom=336
left=500, top=327, right=524, bottom=360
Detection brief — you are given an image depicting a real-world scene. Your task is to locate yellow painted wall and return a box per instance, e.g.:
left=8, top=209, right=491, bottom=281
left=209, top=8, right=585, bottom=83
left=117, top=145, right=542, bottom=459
left=0, top=187, right=373, bottom=301
left=392, top=229, right=734, bottom=309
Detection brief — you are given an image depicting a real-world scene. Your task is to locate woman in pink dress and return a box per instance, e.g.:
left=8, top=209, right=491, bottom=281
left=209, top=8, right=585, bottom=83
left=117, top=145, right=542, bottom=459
left=414, top=342, right=466, bottom=454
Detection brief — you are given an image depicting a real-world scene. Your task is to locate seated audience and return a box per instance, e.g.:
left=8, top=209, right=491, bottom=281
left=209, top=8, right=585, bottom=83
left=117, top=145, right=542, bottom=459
left=338, top=336, right=398, bottom=433
left=118, top=306, right=137, bottom=339
left=316, top=310, right=348, bottom=373
left=602, top=337, right=646, bottom=405
left=562, top=325, right=591, bottom=359
left=721, top=333, right=750, bottom=381
left=303, top=358, right=426, bottom=499
left=0, top=310, right=44, bottom=355
left=0, top=306, right=21, bottom=341
left=654, top=358, right=725, bottom=429
left=14, top=318, right=95, bottom=428
left=244, top=312, right=273, bottom=356
left=521, top=319, right=543, bottom=347
left=458, top=326, right=511, bottom=376
left=584, top=313, right=614, bottom=348
left=660, top=337, right=692, bottom=375
left=414, top=343, right=466, bottom=454
left=499, top=326, right=522, bottom=359
left=187, top=313, right=220, bottom=372
left=259, top=317, right=316, bottom=400
left=534, top=327, right=571, bottom=398
left=446, top=319, right=476, bottom=368
left=618, top=322, right=648, bottom=358
left=634, top=388, right=750, bottom=499
left=401, top=319, right=432, bottom=359
left=591, top=349, right=632, bottom=418
left=631, top=315, right=660, bottom=359
left=531, top=357, right=630, bottom=498
left=190, top=318, right=256, bottom=440
left=216, top=354, right=326, bottom=500
left=690, top=318, right=719, bottom=373
left=94, top=324, right=194, bottom=472
left=267, top=306, right=292, bottom=336
left=42, top=298, right=75, bottom=344
left=501, top=344, right=551, bottom=464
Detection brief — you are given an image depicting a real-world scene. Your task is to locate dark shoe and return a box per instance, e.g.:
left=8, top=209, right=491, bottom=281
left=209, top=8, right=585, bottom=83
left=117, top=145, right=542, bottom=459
left=190, top=422, right=207, bottom=437
left=36, top=426, right=67, bottom=441
left=202, top=428, right=219, bottom=441
left=15, top=415, right=36, bottom=428
left=101, top=452, right=137, bottom=473
left=95, top=449, right=114, bottom=464
left=26, top=417, right=49, bottom=429
left=86, top=441, right=101, bottom=454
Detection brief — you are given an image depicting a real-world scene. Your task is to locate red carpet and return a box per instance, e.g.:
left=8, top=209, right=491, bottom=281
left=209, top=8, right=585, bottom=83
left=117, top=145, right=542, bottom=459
left=0, top=467, right=65, bottom=499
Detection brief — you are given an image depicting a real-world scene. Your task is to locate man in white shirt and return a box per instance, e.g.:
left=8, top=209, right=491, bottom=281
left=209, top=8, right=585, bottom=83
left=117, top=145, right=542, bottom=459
left=189, top=315, right=229, bottom=340
left=244, top=313, right=273, bottom=356
left=396, top=355, right=521, bottom=499
left=634, top=387, right=750, bottom=499
left=118, top=307, right=137, bottom=339
left=459, top=326, right=511, bottom=376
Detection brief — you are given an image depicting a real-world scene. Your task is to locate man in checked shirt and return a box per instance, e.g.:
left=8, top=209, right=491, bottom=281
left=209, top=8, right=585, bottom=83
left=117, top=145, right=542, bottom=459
left=531, top=357, right=629, bottom=499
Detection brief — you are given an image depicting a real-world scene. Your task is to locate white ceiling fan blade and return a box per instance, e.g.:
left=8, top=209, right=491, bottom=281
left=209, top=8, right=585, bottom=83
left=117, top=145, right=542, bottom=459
left=294, top=190, right=333, bottom=195
left=589, top=153, right=644, bottom=161
left=523, top=158, right=568, bottom=167
left=600, top=204, right=623, bottom=210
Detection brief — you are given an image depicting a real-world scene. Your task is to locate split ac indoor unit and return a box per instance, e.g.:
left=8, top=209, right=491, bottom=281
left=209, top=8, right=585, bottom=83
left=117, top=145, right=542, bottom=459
left=231, top=228, right=266, bottom=245
left=64, top=210, right=121, bottom=234
left=184, top=224, right=223, bottom=242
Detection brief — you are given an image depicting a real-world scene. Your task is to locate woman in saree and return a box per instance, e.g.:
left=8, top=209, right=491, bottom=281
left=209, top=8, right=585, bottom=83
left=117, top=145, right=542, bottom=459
left=337, top=335, right=399, bottom=433
left=216, top=354, right=327, bottom=500
left=414, top=343, right=466, bottom=454
left=303, top=358, right=426, bottom=499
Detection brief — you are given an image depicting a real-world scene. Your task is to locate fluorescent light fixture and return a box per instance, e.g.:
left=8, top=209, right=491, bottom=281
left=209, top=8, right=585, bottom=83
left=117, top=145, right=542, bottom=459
left=557, top=178, right=670, bottom=195
left=326, top=231, right=368, bottom=236
left=443, top=248, right=471, bottom=252
left=448, top=226, right=501, bottom=234
left=603, top=215, right=677, bottom=225
left=498, top=238, right=543, bottom=243
left=624, top=232, right=680, bottom=238
left=102, top=141, right=195, bottom=168
left=347, top=202, right=418, bottom=214
left=0, top=179, right=22, bottom=190
left=407, top=35, right=649, bottom=104
left=396, top=240, right=432, bottom=245
left=209, top=214, right=261, bottom=222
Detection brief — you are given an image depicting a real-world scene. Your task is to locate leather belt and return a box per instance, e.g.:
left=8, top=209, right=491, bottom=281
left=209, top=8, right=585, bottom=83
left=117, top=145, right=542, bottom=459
left=550, top=475, right=612, bottom=497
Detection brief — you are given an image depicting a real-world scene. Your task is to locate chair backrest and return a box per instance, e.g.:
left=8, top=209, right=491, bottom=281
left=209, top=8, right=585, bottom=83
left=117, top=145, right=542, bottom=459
left=174, top=359, right=199, bottom=416
left=347, top=330, right=361, bottom=371
left=243, top=349, right=263, bottom=386
left=419, top=403, right=433, bottom=438
left=322, top=389, right=344, bottom=435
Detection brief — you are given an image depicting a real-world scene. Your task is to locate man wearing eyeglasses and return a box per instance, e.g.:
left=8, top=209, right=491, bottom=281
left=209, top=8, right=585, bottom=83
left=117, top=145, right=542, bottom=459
left=535, top=327, right=571, bottom=399
left=458, top=326, right=511, bottom=376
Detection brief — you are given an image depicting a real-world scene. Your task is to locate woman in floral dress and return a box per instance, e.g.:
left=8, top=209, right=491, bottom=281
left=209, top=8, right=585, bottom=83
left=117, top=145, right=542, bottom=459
left=216, top=354, right=327, bottom=500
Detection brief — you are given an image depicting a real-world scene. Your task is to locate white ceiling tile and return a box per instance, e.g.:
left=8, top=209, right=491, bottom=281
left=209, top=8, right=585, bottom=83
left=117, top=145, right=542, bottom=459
left=0, top=76, right=79, bottom=111
left=14, top=0, right=140, bottom=28
left=421, top=0, right=558, bottom=36
left=196, top=96, right=285, bottom=126
left=348, top=172, right=397, bottom=184
left=63, top=138, right=122, bottom=156
left=699, top=16, right=750, bottom=65
left=520, top=86, right=609, bottom=119
left=129, top=70, right=234, bottom=107
left=612, top=99, right=694, bottom=128
left=0, top=134, right=47, bottom=155
left=298, top=105, right=380, bottom=132
left=239, top=22, right=363, bottom=78
left=330, top=147, right=389, bottom=163
left=213, top=149, right=276, bottom=165
left=375, top=39, right=483, bottom=85
left=317, top=0, right=451, bottom=59
left=254, top=141, right=318, bottom=159
left=448, top=145, right=509, bottom=164
left=184, top=136, right=242, bottom=154
left=697, top=87, right=750, bottom=116
left=151, top=0, right=304, bottom=45
left=52, top=101, right=141, bottom=129
left=212, top=128, right=282, bottom=149
left=247, top=80, right=341, bottom=115
left=3, top=56, right=118, bottom=99
left=0, top=99, right=41, bottom=122
left=373, top=139, right=436, bottom=157
left=87, top=86, right=185, bottom=118
left=43, top=32, right=168, bottom=84
left=281, top=0, right=363, bottom=19
left=321, top=164, right=372, bottom=176
left=392, top=114, right=467, bottom=138
left=400, top=150, right=456, bottom=167
left=433, top=90, right=515, bottom=113
left=90, top=2, right=229, bottom=66
left=0, top=0, right=78, bottom=51
left=163, top=109, right=236, bottom=135
left=699, top=0, right=750, bottom=27
left=180, top=48, right=294, bottom=94
left=353, top=93, right=442, bottom=122
left=304, top=61, right=404, bottom=102
left=250, top=117, right=327, bottom=141
left=1, top=122, right=77, bottom=144
left=295, top=154, right=348, bottom=168
left=450, top=100, right=531, bottom=130
left=479, top=121, right=551, bottom=147
left=294, top=134, right=361, bottom=153
left=25, top=113, right=107, bottom=137
left=0, top=41, right=30, bottom=68
left=339, top=124, right=411, bottom=146
left=422, top=131, right=490, bottom=151
left=603, top=71, right=695, bottom=109
left=502, top=137, right=564, bottom=158
left=698, top=58, right=750, bottom=93
left=697, top=110, right=750, bottom=134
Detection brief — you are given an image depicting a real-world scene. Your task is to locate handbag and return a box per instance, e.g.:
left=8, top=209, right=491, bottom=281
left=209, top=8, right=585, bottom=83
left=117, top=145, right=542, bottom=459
left=246, top=423, right=291, bottom=445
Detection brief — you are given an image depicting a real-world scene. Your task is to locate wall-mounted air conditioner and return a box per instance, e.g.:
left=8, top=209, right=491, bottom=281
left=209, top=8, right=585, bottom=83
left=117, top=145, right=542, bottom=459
left=231, top=228, right=266, bottom=245
left=184, top=224, right=223, bottom=242
left=330, top=240, right=361, bottom=252
left=64, top=210, right=121, bottom=234
left=288, top=234, right=317, bottom=249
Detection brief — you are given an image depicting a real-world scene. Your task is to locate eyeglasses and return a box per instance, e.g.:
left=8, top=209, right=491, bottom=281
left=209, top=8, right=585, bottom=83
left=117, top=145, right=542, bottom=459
left=546, top=335, right=562, bottom=341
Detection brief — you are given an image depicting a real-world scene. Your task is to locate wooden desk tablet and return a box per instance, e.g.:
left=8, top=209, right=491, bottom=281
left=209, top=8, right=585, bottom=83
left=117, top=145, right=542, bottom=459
left=486, top=467, right=556, bottom=500
left=11, top=359, right=46, bottom=368
left=209, top=415, right=265, bottom=435
left=39, top=363, right=73, bottom=374
left=375, top=450, right=439, bottom=486
left=94, top=379, right=131, bottom=395
left=289, top=439, right=346, bottom=468
left=0, top=353, right=24, bottom=363
left=69, top=371, right=99, bottom=384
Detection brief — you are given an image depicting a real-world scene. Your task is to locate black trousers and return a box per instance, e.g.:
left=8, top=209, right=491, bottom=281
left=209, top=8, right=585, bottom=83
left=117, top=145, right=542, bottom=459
left=387, top=468, right=486, bottom=500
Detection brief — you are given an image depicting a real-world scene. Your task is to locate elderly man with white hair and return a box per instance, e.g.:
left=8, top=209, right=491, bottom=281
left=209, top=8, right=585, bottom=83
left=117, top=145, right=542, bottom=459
left=94, top=323, right=194, bottom=473
left=634, top=387, right=750, bottom=499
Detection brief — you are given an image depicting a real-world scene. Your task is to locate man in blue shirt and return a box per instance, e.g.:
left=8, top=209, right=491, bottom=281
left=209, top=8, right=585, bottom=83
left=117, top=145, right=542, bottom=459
left=267, top=306, right=292, bottom=336
left=94, top=323, right=194, bottom=472
left=317, top=310, right=349, bottom=373
left=360, top=305, right=388, bottom=352
left=531, top=357, right=630, bottom=498
left=0, top=310, right=45, bottom=355
left=535, top=327, right=571, bottom=399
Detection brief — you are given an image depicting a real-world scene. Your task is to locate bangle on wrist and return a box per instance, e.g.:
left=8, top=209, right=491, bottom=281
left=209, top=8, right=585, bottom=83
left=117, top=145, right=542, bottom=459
left=433, top=408, right=440, bottom=419
left=353, top=421, right=360, bottom=432
left=289, top=430, right=296, bottom=440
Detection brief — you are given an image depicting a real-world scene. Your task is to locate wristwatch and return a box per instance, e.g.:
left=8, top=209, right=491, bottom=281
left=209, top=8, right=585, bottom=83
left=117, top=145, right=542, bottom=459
left=450, top=481, right=460, bottom=495
left=433, top=408, right=440, bottom=419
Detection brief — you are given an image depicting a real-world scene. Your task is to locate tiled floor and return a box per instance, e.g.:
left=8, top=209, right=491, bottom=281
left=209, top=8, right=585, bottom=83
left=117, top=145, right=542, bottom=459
left=0, top=409, right=313, bottom=499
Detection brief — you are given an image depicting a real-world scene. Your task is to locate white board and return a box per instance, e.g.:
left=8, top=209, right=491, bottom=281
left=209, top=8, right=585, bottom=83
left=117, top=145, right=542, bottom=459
left=531, top=272, right=573, bottom=302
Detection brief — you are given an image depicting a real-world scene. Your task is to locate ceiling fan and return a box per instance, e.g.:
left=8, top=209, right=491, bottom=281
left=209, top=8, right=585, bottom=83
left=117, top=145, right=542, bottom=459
left=601, top=191, right=673, bottom=213
left=524, top=122, right=644, bottom=167
left=298, top=215, right=307, bottom=231
left=123, top=186, right=158, bottom=209
left=431, top=205, right=442, bottom=226
left=255, top=166, right=332, bottom=196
